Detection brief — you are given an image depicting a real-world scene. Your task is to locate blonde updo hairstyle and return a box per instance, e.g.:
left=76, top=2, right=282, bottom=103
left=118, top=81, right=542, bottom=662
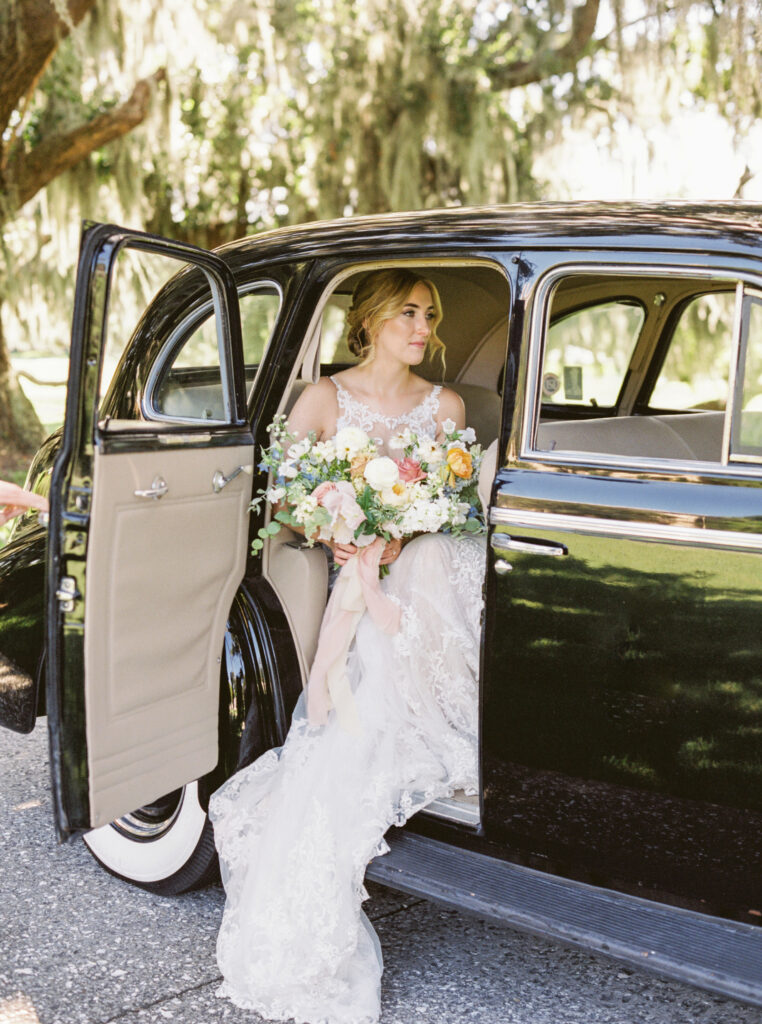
left=345, top=269, right=445, bottom=370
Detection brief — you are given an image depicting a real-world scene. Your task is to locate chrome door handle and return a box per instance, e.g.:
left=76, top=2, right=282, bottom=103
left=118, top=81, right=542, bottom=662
left=134, top=475, right=168, bottom=500
left=212, top=464, right=253, bottom=493
left=490, top=534, right=568, bottom=557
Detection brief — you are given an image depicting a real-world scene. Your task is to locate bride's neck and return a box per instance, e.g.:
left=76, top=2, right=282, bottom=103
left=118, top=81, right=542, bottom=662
left=352, top=355, right=415, bottom=399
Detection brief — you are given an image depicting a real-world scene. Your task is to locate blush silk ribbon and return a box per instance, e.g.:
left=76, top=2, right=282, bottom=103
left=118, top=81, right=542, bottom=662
left=0, top=481, right=48, bottom=527
left=307, top=536, right=401, bottom=735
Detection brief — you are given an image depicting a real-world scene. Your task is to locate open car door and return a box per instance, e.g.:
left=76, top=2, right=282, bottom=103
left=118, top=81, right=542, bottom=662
left=47, top=223, right=253, bottom=840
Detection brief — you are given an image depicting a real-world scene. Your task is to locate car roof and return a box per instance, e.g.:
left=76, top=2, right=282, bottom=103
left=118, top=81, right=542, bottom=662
left=215, top=202, right=762, bottom=265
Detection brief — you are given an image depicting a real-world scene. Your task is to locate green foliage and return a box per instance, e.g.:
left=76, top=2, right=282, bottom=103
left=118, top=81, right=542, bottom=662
left=2, top=0, right=762, bottom=362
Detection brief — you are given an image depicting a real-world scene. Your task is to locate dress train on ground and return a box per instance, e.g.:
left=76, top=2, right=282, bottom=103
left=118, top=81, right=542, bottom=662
left=209, top=532, right=485, bottom=1024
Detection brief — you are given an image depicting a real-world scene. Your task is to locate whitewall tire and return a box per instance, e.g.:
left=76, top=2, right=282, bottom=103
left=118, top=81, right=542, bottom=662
left=82, top=782, right=218, bottom=895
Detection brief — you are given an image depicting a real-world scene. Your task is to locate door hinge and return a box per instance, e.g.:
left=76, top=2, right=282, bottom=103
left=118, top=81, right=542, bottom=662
left=55, top=576, right=81, bottom=613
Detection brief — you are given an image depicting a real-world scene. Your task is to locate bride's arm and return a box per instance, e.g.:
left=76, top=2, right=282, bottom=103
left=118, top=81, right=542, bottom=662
left=286, top=377, right=337, bottom=441
left=436, top=386, right=466, bottom=438
left=279, top=378, right=362, bottom=565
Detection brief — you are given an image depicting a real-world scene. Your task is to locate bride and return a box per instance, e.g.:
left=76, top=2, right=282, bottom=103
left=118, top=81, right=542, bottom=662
left=209, top=268, right=486, bottom=1024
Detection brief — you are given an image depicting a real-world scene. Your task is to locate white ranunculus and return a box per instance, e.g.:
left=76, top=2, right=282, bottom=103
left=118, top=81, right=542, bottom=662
left=380, top=482, right=409, bottom=507
left=363, top=456, right=400, bottom=492
left=334, top=426, right=371, bottom=459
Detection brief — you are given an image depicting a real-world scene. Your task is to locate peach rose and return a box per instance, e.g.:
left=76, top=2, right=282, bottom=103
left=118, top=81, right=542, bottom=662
left=350, top=454, right=371, bottom=479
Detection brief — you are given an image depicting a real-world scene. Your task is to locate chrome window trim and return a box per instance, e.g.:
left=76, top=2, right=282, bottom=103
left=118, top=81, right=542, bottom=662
left=522, top=447, right=762, bottom=480
left=490, top=507, right=762, bottom=554
left=723, top=281, right=746, bottom=464
left=142, top=280, right=283, bottom=425
left=728, top=288, right=762, bottom=465
left=522, top=262, right=762, bottom=478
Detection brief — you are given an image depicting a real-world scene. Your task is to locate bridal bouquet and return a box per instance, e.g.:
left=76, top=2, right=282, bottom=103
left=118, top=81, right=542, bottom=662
left=250, top=415, right=485, bottom=734
left=250, top=415, right=485, bottom=555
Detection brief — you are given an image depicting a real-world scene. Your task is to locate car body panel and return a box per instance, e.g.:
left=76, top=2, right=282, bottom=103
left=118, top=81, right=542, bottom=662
left=484, top=484, right=762, bottom=916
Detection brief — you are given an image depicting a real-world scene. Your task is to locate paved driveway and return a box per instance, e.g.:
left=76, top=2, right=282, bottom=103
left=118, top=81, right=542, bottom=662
left=2, top=722, right=761, bottom=1024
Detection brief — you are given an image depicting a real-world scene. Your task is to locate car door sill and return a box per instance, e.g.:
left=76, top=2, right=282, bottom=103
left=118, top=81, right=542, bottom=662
left=365, top=832, right=762, bottom=1008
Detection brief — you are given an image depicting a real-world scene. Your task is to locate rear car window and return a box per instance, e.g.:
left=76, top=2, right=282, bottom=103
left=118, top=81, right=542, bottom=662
left=542, top=299, right=645, bottom=409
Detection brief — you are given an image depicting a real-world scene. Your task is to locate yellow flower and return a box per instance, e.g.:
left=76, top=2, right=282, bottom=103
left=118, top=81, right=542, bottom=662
left=446, top=447, right=472, bottom=486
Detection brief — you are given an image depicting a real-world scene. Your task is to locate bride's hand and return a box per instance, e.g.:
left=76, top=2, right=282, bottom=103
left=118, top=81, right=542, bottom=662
left=379, top=538, right=402, bottom=565
left=330, top=541, right=358, bottom=565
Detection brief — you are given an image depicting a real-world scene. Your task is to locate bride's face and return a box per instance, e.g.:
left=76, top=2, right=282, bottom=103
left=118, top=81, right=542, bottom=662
left=371, top=282, right=436, bottom=366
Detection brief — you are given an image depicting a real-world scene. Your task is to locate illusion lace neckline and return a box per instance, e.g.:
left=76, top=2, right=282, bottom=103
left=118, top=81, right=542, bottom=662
left=331, top=376, right=442, bottom=431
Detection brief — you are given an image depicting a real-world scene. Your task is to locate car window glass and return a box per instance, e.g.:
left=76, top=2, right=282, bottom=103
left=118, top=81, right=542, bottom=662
left=649, top=292, right=735, bottom=411
left=730, top=294, right=762, bottom=461
left=101, top=248, right=182, bottom=411
left=152, top=285, right=281, bottom=422
left=319, top=293, right=354, bottom=365
left=532, top=274, right=737, bottom=467
left=542, top=300, right=645, bottom=408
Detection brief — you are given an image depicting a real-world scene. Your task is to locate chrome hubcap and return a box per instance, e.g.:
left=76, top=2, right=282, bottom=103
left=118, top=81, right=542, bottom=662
left=110, top=787, right=185, bottom=841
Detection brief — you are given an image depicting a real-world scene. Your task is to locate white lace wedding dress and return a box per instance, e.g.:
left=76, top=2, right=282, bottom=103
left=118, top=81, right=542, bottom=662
left=209, top=378, right=486, bottom=1024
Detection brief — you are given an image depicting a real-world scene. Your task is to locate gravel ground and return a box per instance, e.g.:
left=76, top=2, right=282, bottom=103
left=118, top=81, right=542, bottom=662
left=2, top=722, right=762, bottom=1024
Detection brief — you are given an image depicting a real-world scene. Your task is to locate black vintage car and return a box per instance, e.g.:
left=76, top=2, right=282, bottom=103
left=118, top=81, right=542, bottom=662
left=2, top=205, right=762, bottom=1005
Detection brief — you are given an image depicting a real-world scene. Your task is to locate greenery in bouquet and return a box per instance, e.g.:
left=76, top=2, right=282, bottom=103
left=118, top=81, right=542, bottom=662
left=250, top=415, right=485, bottom=555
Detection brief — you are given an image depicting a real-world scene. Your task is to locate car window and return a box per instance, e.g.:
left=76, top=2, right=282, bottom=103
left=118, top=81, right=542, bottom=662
left=151, top=284, right=281, bottom=422
left=730, top=292, right=762, bottom=462
left=531, top=273, right=742, bottom=468
left=649, top=292, right=735, bottom=411
left=541, top=299, right=645, bottom=408
left=319, top=292, right=354, bottom=365
left=101, top=248, right=182, bottom=410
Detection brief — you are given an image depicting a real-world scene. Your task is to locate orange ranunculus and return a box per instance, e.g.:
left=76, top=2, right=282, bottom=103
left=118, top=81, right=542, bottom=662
left=445, top=447, right=472, bottom=486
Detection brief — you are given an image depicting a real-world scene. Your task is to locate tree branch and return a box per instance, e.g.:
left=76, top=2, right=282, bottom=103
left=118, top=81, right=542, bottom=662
left=4, top=69, right=165, bottom=214
left=485, top=0, right=601, bottom=90
left=0, top=0, right=97, bottom=131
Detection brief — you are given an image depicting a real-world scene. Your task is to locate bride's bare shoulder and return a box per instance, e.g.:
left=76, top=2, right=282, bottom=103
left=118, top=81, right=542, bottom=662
left=436, top=385, right=466, bottom=429
left=287, top=376, right=339, bottom=438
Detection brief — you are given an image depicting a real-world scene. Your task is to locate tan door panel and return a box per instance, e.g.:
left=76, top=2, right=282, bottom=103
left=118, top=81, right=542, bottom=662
left=265, top=526, right=328, bottom=682
left=84, top=444, right=252, bottom=827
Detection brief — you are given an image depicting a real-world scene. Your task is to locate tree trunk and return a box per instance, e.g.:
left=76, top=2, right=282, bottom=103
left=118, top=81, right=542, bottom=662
left=0, top=304, right=45, bottom=476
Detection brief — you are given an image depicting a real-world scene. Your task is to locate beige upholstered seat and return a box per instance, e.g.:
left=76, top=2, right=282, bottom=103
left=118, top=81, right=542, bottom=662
left=536, top=411, right=725, bottom=462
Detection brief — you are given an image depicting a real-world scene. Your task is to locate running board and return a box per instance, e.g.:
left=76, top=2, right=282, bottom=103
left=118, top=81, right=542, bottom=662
left=365, top=832, right=762, bottom=1008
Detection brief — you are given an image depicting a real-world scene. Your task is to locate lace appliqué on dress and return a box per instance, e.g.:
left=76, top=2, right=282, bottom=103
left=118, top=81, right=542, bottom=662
left=332, top=377, right=442, bottom=455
